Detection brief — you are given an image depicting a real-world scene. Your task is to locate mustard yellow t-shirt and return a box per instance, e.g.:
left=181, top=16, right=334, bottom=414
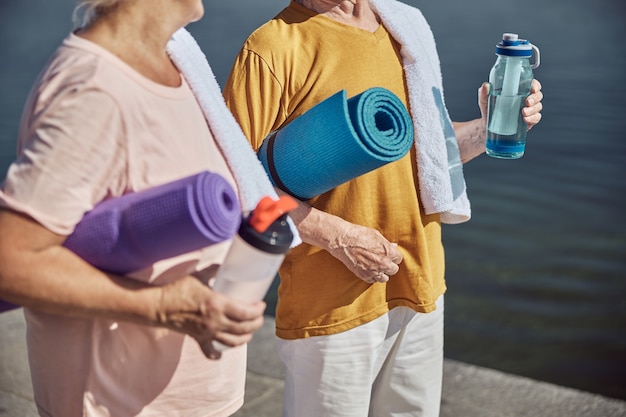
left=224, top=1, right=446, bottom=340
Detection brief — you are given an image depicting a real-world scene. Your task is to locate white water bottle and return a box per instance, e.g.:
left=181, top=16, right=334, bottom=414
left=211, top=195, right=297, bottom=350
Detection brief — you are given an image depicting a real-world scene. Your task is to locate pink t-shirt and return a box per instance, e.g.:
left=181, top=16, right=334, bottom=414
left=0, top=34, right=247, bottom=417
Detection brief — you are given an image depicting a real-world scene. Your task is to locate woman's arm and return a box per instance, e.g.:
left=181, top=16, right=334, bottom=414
left=0, top=208, right=265, bottom=358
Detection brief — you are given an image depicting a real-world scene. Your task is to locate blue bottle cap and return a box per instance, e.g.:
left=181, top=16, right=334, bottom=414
left=496, top=33, right=533, bottom=57
left=495, top=33, right=540, bottom=68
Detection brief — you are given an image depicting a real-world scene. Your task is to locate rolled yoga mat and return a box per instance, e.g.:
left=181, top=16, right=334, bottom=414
left=0, top=300, right=20, bottom=313
left=0, top=171, right=241, bottom=313
left=257, top=87, right=414, bottom=200
left=62, top=171, right=241, bottom=275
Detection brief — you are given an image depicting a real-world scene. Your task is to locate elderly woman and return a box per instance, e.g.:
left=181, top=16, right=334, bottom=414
left=0, top=0, right=288, bottom=416
left=224, top=0, right=543, bottom=416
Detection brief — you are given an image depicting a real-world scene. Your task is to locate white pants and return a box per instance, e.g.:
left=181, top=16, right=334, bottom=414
left=277, top=296, right=444, bottom=417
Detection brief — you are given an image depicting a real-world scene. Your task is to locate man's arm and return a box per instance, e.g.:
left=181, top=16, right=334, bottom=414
left=224, top=50, right=403, bottom=284
left=276, top=190, right=403, bottom=284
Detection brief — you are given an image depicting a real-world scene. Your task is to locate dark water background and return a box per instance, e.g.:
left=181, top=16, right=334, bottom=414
left=1, top=0, right=625, bottom=401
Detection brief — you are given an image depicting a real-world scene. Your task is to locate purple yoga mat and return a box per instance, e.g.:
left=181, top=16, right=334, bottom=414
left=0, top=300, right=20, bottom=313
left=62, top=171, right=241, bottom=275
left=0, top=171, right=241, bottom=313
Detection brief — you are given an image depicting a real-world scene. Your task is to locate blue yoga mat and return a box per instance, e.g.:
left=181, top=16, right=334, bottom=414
left=257, top=87, right=414, bottom=200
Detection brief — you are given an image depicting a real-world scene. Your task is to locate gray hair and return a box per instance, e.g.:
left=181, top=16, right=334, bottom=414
left=72, top=0, right=119, bottom=28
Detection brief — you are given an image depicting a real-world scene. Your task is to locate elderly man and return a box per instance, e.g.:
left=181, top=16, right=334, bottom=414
left=224, top=1, right=543, bottom=416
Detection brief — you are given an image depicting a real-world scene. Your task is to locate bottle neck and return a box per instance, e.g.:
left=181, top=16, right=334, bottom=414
left=497, top=54, right=530, bottom=60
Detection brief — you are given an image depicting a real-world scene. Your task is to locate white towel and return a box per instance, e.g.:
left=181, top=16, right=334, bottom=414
left=371, top=0, right=471, bottom=224
left=166, top=28, right=301, bottom=245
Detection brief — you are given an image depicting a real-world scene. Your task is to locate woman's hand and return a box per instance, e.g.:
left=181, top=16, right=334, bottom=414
left=156, top=275, right=266, bottom=359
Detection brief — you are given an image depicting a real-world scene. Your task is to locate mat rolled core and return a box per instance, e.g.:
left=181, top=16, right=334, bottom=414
left=63, top=171, right=241, bottom=275
left=0, top=301, right=20, bottom=313
left=258, top=87, right=414, bottom=200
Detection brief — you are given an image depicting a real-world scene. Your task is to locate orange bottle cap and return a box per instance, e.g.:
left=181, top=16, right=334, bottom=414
left=248, top=195, right=298, bottom=233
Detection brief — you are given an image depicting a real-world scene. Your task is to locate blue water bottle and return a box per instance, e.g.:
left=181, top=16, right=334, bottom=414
left=486, top=33, right=540, bottom=159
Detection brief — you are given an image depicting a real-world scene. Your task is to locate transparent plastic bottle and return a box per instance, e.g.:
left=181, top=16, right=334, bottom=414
left=486, top=33, right=540, bottom=159
left=211, top=195, right=297, bottom=350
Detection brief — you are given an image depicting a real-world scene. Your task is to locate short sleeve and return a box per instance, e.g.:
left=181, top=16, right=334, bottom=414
left=223, top=48, right=284, bottom=150
left=0, top=85, right=126, bottom=235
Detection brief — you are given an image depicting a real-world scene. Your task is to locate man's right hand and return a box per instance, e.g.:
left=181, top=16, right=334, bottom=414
left=278, top=192, right=403, bottom=284
left=326, top=221, right=403, bottom=284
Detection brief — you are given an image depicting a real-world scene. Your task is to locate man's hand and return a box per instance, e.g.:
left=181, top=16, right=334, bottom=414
left=326, top=221, right=403, bottom=284
left=478, top=79, right=543, bottom=131
left=283, top=194, right=403, bottom=284
left=523, top=79, right=543, bottom=130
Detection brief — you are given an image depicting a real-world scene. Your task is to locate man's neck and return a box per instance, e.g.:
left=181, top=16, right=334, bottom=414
left=295, top=0, right=379, bottom=32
